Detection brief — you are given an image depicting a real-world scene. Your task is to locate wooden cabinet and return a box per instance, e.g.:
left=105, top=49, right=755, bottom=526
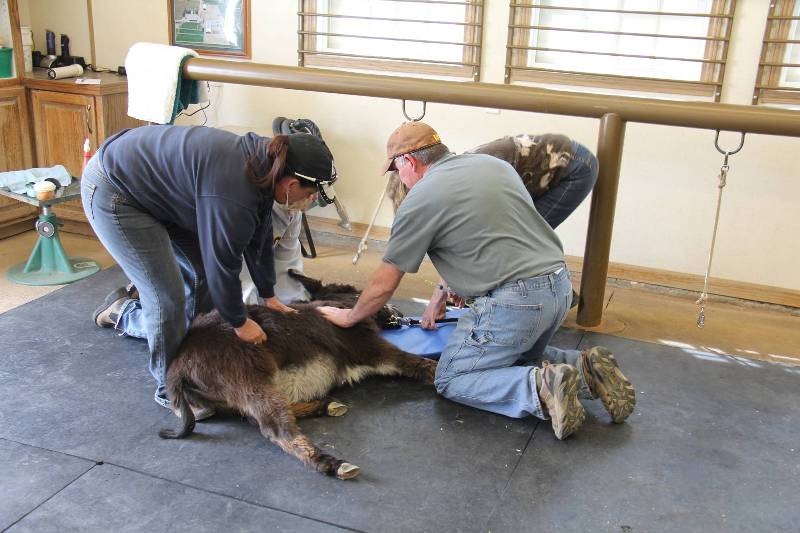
left=30, top=90, right=98, bottom=177
left=0, top=85, right=37, bottom=238
left=0, top=86, right=33, bottom=170
left=26, top=71, right=145, bottom=235
left=0, top=0, right=38, bottom=238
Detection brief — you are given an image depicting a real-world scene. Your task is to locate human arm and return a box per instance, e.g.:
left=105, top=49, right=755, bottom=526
left=196, top=196, right=254, bottom=328
left=317, top=261, right=405, bottom=328
left=420, top=278, right=448, bottom=330
left=243, top=212, right=276, bottom=302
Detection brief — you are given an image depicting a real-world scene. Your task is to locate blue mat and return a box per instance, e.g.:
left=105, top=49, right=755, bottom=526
left=379, top=308, right=469, bottom=359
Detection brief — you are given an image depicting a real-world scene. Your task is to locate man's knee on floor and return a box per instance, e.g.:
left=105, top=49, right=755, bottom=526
left=434, top=369, right=466, bottom=400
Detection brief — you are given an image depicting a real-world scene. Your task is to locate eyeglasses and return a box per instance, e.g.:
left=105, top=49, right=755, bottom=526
left=294, top=164, right=338, bottom=205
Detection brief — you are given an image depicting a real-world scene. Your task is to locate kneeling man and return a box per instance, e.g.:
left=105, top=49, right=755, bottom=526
left=319, top=122, right=635, bottom=439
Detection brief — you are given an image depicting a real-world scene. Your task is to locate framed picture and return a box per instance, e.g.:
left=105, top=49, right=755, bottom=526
left=168, top=0, right=251, bottom=58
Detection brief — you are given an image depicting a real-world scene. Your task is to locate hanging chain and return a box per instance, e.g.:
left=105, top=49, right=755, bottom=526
left=696, top=131, right=745, bottom=328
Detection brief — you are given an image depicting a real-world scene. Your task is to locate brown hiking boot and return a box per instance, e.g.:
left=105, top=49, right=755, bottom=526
left=538, top=362, right=585, bottom=440
left=580, top=347, right=636, bottom=423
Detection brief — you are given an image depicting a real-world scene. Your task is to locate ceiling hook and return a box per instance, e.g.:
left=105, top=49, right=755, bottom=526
left=714, top=130, right=745, bottom=156
left=402, top=100, right=426, bottom=122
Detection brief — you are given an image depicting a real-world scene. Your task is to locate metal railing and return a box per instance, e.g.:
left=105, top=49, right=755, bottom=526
left=182, top=57, right=800, bottom=327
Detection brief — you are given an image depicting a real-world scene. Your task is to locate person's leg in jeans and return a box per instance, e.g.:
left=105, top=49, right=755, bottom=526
left=81, top=158, right=188, bottom=407
left=516, top=269, right=589, bottom=394
left=534, top=140, right=599, bottom=229
left=106, top=228, right=211, bottom=340
left=518, top=268, right=637, bottom=422
left=434, top=269, right=585, bottom=438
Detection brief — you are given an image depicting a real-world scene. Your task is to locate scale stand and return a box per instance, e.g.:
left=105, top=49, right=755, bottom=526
left=7, top=203, right=99, bottom=286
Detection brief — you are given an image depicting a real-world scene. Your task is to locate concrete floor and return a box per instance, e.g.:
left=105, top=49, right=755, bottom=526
left=1, top=231, right=799, bottom=531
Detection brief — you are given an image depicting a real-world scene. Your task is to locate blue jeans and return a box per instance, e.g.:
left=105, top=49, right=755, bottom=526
left=434, top=266, right=590, bottom=419
left=81, top=155, right=212, bottom=405
left=534, top=140, right=598, bottom=229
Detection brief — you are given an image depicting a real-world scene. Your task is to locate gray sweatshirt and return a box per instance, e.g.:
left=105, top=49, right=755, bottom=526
left=99, top=125, right=275, bottom=327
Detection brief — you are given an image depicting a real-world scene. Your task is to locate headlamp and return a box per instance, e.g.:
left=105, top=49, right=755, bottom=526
left=295, top=164, right=338, bottom=205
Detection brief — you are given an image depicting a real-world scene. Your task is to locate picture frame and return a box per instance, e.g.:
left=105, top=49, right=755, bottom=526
left=168, top=0, right=251, bottom=58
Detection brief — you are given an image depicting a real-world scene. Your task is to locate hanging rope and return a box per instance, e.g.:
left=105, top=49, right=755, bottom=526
left=696, top=130, right=746, bottom=328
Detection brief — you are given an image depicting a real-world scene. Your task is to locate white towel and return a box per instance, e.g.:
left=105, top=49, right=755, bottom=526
left=124, top=42, right=209, bottom=124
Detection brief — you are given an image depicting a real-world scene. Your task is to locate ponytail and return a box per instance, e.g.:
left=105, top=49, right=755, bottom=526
left=247, top=134, right=291, bottom=189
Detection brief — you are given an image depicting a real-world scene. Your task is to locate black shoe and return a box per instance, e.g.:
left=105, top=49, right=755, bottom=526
left=570, top=289, right=579, bottom=309
left=93, top=287, right=128, bottom=328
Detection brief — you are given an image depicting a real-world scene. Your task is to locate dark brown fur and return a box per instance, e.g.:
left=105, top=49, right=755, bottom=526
left=159, top=275, right=433, bottom=480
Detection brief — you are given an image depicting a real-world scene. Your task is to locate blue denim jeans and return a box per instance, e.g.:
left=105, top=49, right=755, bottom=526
left=434, top=266, right=590, bottom=419
left=81, top=155, right=212, bottom=405
left=534, top=140, right=599, bottom=229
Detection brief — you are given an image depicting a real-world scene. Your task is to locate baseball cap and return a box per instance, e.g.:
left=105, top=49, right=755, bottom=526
left=381, top=122, right=442, bottom=174
left=286, top=133, right=336, bottom=184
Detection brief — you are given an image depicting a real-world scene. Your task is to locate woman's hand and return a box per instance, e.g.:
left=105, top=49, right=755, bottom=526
left=317, top=306, right=355, bottom=328
left=234, top=318, right=267, bottom=344
left=265, top=296, right=298, bottom=314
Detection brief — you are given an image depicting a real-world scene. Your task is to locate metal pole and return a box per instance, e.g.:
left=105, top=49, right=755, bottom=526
left=183, top=58, right=800, bottom=137
left=578, top=113, right=626, bottom=327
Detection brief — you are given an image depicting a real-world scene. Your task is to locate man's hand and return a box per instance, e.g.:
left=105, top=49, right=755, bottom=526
left=265, top=296, right=298, bottom=314
left=234, top=318, right=267, bottom=344
left=421, top=291, right=447, bottom=330
left=317, top=306, right=355, bottom=328
left=448, top=291, right=466, bottom=308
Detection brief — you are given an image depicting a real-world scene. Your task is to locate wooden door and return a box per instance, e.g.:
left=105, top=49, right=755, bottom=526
left=30, top=90, right=99, bottom=232
left=31, top=90, right=98, bottom=177
left=0, top=86, right=37, bottom=237
left=0, top=87, right=33, bottom=171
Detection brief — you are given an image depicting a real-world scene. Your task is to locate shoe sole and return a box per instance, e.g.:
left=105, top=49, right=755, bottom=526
left=589, top=348, right=636, bottom=424
left=93, top=288, right=128, bottom=328
left=550, top=367, right=585, bottom=440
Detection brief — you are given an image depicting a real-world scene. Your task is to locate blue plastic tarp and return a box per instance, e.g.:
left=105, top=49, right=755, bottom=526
left=379, top=308, right=469, bottom=359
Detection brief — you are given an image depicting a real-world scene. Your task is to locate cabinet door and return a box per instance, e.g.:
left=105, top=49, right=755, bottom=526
left=0, top=86, right=37, bottom=236
left=0, top=86, right=33, bottom=171
left=31, top=90, right=98, bottom=177
left=30, top=90, right=99, bottom=232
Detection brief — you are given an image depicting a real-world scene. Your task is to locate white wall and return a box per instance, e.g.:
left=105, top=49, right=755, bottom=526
left=24, top=0, right=800, bottom=291
left=91, top=0, right=167, bottom=70
left=24, top=0, right=89, bottom=59
left=16, top=0, right=28, bottom=26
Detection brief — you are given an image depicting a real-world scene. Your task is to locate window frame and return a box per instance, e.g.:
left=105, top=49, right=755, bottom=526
left=505, top=1, right=736, bottom=101
left=298, top=0, right=484, bottom=81
left=753, top=0, right=800, bottom=106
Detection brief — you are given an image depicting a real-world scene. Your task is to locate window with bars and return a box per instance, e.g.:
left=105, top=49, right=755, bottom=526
left=297, top=0, right=484, bottom=80
left=506, top=1, right=736, bottom=101
left=754, top=0, right=800, bottom=106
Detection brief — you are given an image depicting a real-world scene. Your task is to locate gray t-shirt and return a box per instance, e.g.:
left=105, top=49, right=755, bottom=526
left=383, top=153, right=565, bottom=297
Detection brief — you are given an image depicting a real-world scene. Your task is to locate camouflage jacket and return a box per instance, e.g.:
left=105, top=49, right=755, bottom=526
left=465, top=134, right=574, bottom=199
